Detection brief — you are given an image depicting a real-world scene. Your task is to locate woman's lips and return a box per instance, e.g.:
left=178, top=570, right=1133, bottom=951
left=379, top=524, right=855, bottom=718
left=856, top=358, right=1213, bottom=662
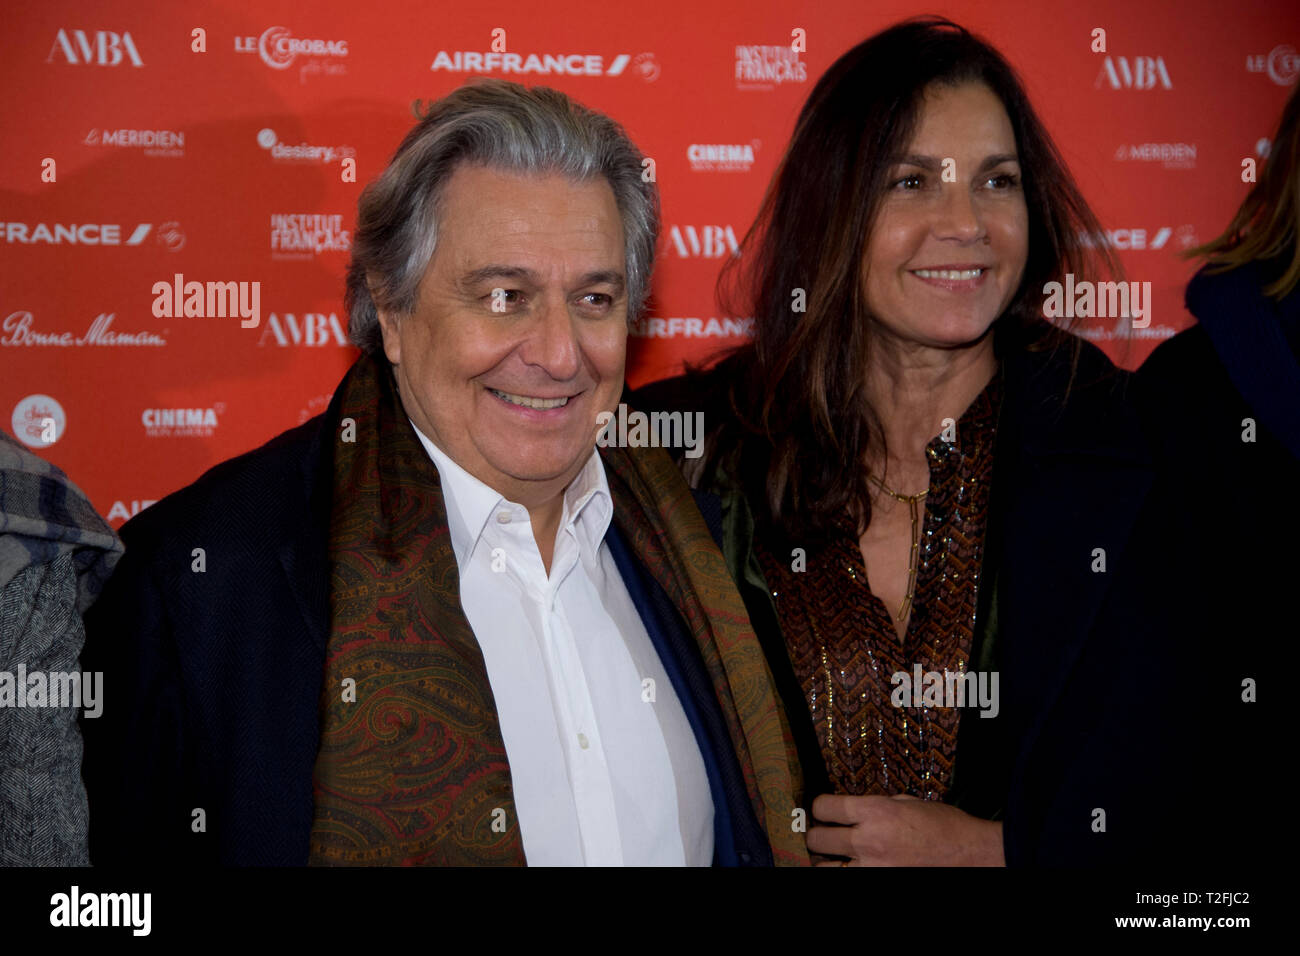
left=908, top=267, right=989, bottom=293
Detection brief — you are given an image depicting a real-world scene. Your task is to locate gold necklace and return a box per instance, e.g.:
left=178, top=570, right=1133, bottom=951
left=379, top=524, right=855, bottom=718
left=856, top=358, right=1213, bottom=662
left=866, top=473, right=927, bottom=625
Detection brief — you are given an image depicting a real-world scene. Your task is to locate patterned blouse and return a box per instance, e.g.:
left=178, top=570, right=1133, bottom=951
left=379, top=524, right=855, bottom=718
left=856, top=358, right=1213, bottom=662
left=754, top=370, right=1003, bottom=800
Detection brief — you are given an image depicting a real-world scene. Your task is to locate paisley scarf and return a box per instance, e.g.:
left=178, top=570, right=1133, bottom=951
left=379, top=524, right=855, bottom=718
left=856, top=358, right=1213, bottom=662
left=307, top=352, right=807, bottom=865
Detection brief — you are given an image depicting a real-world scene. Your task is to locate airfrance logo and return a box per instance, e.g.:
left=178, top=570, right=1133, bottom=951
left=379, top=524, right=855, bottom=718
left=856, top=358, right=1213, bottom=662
left=256, top=127, right=355, bottom=164
left=107, top=499, right=157, bottom=524
left=2, top=222, right=149, bottom=246
left=1078, top=226, right=1198, bottom=252
left=50, top=886, right=150, bottom=936
left=47, top=29, right=142, bottom=66
left=630, top=316, right=755, bottom=338
left=429, top=50, right=653, bottom=78
left=85, top=127, right=184, bottom=157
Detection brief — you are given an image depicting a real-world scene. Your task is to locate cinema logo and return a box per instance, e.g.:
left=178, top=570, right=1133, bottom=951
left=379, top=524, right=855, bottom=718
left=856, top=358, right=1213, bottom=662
left=10, top=394, right=66, bottom=448
left=271, top=213, right=351, bottom=259
left=1, top=221, right=184, bottom=251
left=142, top=404, right=223, bottom=439
left=735, top=45, right=808, bottom=91
left=596, top=404, right=705, bottom=460
left=688, top=142, right=758, bottom=173
left=50, top=886, right=150, bottom=937
left=257, top=127, right=355, bottom=165
left=1042, top=274, right=1152, bottom=329
left=1246, top=44, right=1299, bottom=86
left=0, top=666, right=102, bottom=718
left=3, top=310, right=167, bottom=347
left=84, top=127, right=184, bottom=158
left=630, top=316, right=755, bottom=339
left=427, top=50, right=657, bottom=80
left=236, top=26, right=348, bottom=81
left=890, top=666, right=999, bottom=718
left=152, top=273, right=260, bottom=328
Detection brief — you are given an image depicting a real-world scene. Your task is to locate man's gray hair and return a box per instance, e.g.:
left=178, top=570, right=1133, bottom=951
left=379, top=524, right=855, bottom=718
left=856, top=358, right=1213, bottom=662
left=345, top=78, right=659, bottom=356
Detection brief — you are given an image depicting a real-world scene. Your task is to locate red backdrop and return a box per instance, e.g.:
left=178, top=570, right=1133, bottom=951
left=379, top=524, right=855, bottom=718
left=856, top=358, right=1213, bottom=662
left=2, top=0, right=1297, bottom=527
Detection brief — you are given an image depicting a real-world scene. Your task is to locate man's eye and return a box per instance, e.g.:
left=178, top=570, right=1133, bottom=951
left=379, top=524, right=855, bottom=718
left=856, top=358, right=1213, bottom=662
left=582, top=293, right=613, bottom=307
left=488, top=288, right=522, bottom=310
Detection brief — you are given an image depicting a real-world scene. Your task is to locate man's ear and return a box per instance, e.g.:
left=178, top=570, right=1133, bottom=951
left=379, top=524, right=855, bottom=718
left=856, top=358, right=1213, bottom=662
left=367, top=274, right=402, bottom=366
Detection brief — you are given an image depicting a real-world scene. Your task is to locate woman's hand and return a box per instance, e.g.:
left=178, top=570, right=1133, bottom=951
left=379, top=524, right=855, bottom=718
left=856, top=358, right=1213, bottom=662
left=807, top=793, right=1005, bottom=866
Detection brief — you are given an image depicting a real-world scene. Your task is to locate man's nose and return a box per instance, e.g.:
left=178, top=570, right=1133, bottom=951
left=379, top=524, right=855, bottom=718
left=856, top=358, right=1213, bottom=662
left=519, top=294, right=582, bottom=381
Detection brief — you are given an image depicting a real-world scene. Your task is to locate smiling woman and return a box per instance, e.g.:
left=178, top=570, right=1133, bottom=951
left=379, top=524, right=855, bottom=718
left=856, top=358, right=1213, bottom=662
left=631, top=15, right=1201, bottom=867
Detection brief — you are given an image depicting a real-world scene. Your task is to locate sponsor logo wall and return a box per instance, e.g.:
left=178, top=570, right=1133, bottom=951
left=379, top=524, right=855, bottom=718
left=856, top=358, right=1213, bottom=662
left=1, top=1, right=1294, bottom=525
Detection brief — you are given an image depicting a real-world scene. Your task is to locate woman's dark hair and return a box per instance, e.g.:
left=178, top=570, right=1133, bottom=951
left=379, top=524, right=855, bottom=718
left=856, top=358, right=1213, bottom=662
left=1183, top=81, right=1299, bottom=299
left=710, top=15, right=1120, bottom=542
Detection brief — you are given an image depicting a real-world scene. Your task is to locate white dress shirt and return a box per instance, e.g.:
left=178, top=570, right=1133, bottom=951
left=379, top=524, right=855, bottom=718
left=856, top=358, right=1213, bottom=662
left=410, top=421, right=714, bottom=866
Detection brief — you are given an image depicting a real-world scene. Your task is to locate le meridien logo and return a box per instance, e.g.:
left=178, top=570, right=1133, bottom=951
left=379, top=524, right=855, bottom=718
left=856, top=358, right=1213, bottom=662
left=596, top=404, right=705, bottom=459
left=50, top=886, right=150, bottom=936
left=152, top=273, right=261, bottom=328
left=891, top=666, right=999, bottom=718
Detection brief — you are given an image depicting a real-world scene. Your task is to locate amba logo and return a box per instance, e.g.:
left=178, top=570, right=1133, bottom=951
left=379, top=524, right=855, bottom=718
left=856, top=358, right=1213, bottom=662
left=257, top=312, right=350, bottom=347
left=47, top=29, right=143, bottom=66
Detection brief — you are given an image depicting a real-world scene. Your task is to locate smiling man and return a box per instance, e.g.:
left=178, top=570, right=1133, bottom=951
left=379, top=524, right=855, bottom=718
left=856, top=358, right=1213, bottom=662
left=80, top=79, right=807, bottom=867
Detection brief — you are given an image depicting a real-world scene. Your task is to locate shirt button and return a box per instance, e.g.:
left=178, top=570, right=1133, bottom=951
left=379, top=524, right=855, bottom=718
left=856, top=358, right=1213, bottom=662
left=496, top=511, right=511, bottom=524
left=577, top=733, right=590, bottom=750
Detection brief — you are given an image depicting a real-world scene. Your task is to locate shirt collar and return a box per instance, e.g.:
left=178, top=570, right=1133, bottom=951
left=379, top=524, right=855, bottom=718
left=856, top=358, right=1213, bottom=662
left=407, top=418, right=612, bottom=571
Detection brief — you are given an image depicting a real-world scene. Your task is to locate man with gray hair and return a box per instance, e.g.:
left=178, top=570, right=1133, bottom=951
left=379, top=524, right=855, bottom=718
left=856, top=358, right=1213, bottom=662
left=81, top=79, right=806, bottom=867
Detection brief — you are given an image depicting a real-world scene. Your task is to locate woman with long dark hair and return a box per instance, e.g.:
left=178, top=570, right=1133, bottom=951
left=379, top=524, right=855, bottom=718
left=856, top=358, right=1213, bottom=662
left=634, top=16, right=1187, bottom=865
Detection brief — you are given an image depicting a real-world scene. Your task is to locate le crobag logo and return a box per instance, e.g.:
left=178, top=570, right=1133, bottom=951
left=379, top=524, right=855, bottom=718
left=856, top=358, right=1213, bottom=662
left=11, top=395, right=67, bottom=448
left=47, top=29, right=142, bottom=67
left=1246, top=44, right=1299, bottom=86
left=0, top=221, right=184, bottom=251
left=235, top=26, right=348, bottom=80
